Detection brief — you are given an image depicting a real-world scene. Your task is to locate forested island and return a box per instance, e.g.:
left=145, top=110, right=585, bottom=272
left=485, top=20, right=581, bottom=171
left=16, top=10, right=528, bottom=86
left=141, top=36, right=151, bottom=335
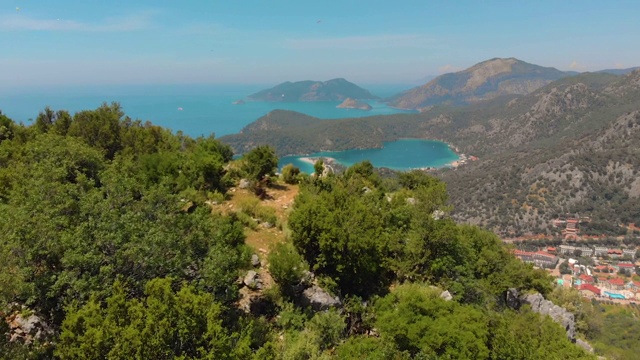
left=0, top=104, right=605, bottom=358
left=247, top=78, right=378, bottom=102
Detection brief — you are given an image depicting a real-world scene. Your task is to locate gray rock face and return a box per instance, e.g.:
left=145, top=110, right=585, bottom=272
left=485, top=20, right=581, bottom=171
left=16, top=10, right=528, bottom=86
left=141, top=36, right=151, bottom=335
left=521, top=293, right=576, bottom=342
left=302, top=285, right=342, bottom=311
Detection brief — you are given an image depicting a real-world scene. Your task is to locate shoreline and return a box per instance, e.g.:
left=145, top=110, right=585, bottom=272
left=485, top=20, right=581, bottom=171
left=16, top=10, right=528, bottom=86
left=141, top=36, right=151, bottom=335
left=298, top=156, right=338, bottom=165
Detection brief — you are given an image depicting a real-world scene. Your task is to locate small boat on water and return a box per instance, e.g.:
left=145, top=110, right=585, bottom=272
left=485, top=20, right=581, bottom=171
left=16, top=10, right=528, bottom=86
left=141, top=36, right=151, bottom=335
left=177, top=107, right=183, bottom=111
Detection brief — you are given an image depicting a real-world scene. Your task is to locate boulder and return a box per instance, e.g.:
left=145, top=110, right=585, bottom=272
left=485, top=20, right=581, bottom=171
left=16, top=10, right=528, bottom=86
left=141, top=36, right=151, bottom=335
left=251, top=254, right=260, bottom=267
left=243, top=270, right=262, bottom=290
left=440, top=290, right=453, bottom=301
left=302, top=285, right=342, bottom=311
left=238, top=179, right=251, bottom=189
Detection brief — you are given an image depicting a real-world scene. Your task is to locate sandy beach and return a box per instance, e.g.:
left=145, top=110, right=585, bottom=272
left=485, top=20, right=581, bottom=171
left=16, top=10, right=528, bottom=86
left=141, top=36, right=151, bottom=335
left=299, top=156, right=337, bottom=165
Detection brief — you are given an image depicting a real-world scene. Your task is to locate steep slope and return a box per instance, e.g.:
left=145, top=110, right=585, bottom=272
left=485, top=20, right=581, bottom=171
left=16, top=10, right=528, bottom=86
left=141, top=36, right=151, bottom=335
left=386, top=58, right=569, bottom=110
left=440, top=70, right=640, bottom=236
left=247, top=78, right=378, bottom=102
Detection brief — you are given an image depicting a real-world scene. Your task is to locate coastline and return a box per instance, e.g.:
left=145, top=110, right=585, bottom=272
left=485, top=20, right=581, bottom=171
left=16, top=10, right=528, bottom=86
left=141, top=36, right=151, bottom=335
left=298, top=156, right=338, bottom=165
left=282, top=138, right=469, bottom=172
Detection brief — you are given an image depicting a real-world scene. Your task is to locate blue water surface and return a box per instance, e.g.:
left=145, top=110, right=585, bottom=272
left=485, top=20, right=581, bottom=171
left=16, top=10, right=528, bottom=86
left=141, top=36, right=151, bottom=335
left=279, top=139, right=459, bottom=173
left=0, top=84, right=413, bottom=138
left=0, top=84, right=458, bottom=172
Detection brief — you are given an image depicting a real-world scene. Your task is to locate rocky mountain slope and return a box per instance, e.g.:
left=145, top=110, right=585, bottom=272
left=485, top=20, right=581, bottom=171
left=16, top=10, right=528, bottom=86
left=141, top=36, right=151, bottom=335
left=440, top=70, right=640, bottom=236
left=247, top=78, right=378, bottom=102
left=386, top=58, right=569, bottom=110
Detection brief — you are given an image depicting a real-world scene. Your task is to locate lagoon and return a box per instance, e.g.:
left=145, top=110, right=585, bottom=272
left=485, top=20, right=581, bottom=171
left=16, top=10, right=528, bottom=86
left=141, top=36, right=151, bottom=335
left=279, top=139, right=459, bottom=173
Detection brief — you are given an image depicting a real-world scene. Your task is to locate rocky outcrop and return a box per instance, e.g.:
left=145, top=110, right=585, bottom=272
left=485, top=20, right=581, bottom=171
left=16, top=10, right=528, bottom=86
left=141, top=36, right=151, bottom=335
left=4, top=307, right=54, bottom=345
left=301, top=285, right=342, bottom=311
left=336, top=98, right=372, bottom=110
left=243, top=270, right=263, bottom=290
left=521, top=293, right=576, bottom=342
left=505, top=289, right=576, bottom=342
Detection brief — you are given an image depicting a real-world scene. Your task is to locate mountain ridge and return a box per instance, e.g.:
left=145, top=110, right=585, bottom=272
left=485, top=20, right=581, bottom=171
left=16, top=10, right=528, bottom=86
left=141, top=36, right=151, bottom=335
left=386, top=58, right=569, bottom=110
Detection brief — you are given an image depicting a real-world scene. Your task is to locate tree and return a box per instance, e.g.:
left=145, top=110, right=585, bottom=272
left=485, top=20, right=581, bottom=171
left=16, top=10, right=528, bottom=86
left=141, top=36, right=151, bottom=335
left=242, top=146, right=278, bottom=182
left=313, top=159, right=324, bottom=176
left=374, top=283, right=490, bottom=358
left=267, top=242, right=308, bottom=296
left=56, top=279, right=235, bottom=359
left=281, top=163, right=300, bottom=184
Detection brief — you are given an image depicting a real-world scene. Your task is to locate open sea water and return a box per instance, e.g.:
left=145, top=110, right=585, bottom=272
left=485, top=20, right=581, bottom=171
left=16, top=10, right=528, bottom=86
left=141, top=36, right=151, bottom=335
left=0, top=84, right=458, bottom=171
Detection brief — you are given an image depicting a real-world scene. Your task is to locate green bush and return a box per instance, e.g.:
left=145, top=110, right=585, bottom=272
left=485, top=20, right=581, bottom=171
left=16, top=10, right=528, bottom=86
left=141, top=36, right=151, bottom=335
left=268, top=242, right=308, bottom=292
left=281, top=163, right=301, bottom=184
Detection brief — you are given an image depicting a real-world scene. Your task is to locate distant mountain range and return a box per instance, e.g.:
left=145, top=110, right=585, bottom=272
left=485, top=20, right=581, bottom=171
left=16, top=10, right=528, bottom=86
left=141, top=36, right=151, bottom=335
left=595, top=66, right=640, bottom=76
left=247, top=78, right=378, bottom=102
left=385, top=58, right=569, bottom=110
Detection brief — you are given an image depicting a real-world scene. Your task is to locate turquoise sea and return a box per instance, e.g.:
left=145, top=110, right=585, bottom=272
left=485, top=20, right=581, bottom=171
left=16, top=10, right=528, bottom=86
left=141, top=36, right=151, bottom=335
left=0, top=84, right=458, bottom=171
left=280, top=139, right=459, bottom=173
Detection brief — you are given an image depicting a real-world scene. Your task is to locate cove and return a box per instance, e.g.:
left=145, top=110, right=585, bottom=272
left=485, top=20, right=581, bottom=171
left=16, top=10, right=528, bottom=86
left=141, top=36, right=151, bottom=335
left=279, top=139, right=459, bottom=174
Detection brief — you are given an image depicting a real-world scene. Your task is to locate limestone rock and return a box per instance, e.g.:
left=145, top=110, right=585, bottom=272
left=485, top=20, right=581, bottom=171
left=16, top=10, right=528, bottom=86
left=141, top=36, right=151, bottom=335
left=576, top=338, right=594, bottom=353
left=251, top=254, right=260, bottom=267
left=521, top=293, right=576, bottom=342
left=238, top=179, right=251, bottom=189
left=440, top=290, right=453, bottom=301
left=302, top=285, right=342, bottom=311
left=243, top=270, right=262, bottom=290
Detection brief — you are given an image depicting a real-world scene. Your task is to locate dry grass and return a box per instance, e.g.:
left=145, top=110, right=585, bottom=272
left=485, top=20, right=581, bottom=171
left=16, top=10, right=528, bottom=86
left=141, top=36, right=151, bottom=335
left=212, top=182, right=299, bottom=254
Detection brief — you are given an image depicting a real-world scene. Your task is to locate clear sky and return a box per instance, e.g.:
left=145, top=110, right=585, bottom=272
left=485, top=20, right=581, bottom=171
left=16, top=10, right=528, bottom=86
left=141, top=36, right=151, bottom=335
left=2, top=0, right=640, bottom=87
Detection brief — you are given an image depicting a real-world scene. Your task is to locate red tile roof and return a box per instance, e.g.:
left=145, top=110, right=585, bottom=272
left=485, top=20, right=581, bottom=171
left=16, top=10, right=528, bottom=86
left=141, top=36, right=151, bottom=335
left=608, top=278, right=625, bottom=286
left=578, top=284, right=601, bottom=295
left=617, top=263, right=635, bottom=268
left=579, top=274, right=594, bottom=283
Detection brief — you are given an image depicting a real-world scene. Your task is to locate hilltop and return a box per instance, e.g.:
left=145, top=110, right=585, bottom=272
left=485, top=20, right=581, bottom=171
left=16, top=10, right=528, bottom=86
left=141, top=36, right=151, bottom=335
left=386, top=58, right=569, bottom=110
left=247, top=78, right=379, bottom=102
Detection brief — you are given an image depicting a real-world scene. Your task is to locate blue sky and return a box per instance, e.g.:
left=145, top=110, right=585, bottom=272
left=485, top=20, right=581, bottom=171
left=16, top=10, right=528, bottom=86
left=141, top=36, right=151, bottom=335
left=2, top=0, right=640, bottom=87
